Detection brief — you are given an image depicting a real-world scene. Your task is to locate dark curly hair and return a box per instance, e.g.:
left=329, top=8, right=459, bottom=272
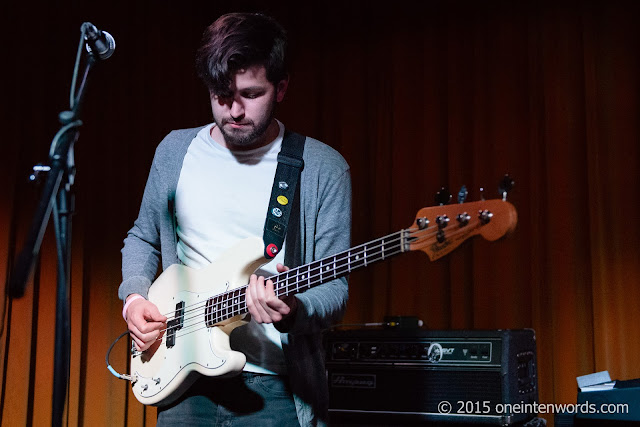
left=195, top=13, right=288, bottom=98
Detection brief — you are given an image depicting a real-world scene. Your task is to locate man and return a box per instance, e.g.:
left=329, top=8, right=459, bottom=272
left=118, top=12, right=351, bottom=427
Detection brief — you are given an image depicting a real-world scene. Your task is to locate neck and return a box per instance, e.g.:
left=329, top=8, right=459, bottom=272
left=203, top=230, right=407, bottom=326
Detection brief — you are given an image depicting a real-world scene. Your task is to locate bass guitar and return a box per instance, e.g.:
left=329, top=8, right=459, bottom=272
left=129, top=198, right=517, bottom=405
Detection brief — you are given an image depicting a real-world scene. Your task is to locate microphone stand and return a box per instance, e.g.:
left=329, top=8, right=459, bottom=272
left=8, top=23, right=108, bottom=427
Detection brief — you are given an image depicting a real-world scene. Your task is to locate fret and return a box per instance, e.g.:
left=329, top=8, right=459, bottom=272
left=206, top=296, right=222, bottom=327
left=287, top=269, right=294, bottom=293
left=304, top=264, right=311, bottom=290
left=332, top=255, right=337, bottom=279
left=335, top=253, right=349, bottom=276
left=309, top=260, right=322, bottom=284
left=274, top=272, right=281, bottom=295
left=205, top=298, right=212, bottom=327
left=294, top=269, right=302, bottom=293
left=348, top=250, right=352, bottom=272
left=323, top=258, right=333, bottom=280
left=279, top=271, right=288, bottom=294
left=280, top=271, right=287, bottom=294
left=364, top=244, right=368, bottom=266
left=231, top=289, right=241, bottom=316
left=214, top=295, right=221, bottom=320
left=288, top=269, right=294, bottom=288
left=221, top=294, right=228, bottom=319
left=351, top=251, right=363, bottom=270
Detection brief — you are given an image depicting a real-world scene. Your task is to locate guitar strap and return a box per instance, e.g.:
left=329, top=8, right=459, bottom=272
left=262, top=129, right=305, bottom=259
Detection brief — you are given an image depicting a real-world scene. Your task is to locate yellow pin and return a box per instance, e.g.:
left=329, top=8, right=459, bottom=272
left=277, top=195, right=289, bottom=206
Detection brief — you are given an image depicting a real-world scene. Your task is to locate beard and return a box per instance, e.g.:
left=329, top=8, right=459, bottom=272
left=214, top=99, right=277, bottom=149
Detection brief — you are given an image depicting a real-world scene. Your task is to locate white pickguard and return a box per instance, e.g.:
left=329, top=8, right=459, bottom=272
left=130, top=236, right=266, bottom=406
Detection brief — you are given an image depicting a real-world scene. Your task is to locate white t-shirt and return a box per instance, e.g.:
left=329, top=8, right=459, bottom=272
left=175, top=121, right=287, bottom=374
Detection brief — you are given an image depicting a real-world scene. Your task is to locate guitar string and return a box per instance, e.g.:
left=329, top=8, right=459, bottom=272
left=162, top=218, right=451, bottom=323
left=171, top=243, right=409, bottom=342
left=161, top=237, right=406, bottom=339
left=159, top=220, right=484, bottom=339
left=154, top=220, right=485, bottom=340
left=158, top=220, right=482, bottom=340
left=158, top=227, right=410, bottom=321
left=157, top=230, right=411, bottom=339
left=169, top=215, right=482, bottom=341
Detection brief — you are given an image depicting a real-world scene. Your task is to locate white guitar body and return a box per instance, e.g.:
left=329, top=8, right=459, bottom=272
left=130, top=236, right=266, bottom=406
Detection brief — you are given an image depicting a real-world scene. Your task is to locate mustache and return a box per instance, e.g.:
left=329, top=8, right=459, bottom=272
left=222, top=118, right=253, bottom=126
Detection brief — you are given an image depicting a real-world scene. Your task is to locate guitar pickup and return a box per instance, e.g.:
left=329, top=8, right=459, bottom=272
left=166, top=301, right=185, bottom=349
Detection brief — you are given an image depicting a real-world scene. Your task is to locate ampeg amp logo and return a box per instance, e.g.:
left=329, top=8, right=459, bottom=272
left=330, top=374, right=376, bottom=389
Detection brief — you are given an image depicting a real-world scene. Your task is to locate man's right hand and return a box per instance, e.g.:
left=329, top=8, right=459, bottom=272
left=124, top=294, right=167, bottom=351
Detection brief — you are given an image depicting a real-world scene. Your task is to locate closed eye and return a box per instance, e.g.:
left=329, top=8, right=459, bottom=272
left=242, top=91, right=265, bottom=99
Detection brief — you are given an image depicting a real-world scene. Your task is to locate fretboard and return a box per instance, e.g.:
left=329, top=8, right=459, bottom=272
left=204, top=230, right=408, bottom=326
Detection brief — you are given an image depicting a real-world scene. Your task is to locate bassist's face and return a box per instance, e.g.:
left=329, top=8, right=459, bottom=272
left=209, top=65, right=288, bottom=151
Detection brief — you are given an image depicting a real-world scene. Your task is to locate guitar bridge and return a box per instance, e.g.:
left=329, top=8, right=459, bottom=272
left=166, top=301, right=185, bottom=348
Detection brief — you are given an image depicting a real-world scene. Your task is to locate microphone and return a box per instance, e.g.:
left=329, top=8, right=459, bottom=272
left=82, top=22, right=115, bottom=60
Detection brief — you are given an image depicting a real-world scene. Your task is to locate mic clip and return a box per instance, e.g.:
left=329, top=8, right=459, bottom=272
left=82, top=22, right=116, bottom=60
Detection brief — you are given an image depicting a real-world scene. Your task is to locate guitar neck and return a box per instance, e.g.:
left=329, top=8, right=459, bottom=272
left=205, top=230, right=407, bottom=325
left=272, top=230, right=407, bottom=296
left=204, top=198, right=517, bottom=326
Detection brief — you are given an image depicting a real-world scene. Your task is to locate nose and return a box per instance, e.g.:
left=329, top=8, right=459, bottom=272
left=229, top=98, right=244, bottom=121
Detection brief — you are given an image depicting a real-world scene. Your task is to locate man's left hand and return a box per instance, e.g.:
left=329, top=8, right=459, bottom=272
left=246, top=263, right=298, bottom=324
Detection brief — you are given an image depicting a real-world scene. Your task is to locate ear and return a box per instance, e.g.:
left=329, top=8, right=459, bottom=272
left=276, top=76, right=289, bottom=103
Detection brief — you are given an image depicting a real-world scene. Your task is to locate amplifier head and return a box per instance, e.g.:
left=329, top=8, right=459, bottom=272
left=324, top=328, right=538, bottom=425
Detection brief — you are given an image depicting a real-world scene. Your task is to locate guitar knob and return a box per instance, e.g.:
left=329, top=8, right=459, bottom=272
left=457, top=213, right=471, bottom=226
left=436, top=215, right=450, bottom=229
left=416, top=217, right=430, bottom=230
left=478, top=210, right=494, bottom=225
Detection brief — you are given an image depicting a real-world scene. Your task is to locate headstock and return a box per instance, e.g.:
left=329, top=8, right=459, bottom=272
left=407, top=199, right=517, bottom=261
left=405, top=177, right=518, bottom=261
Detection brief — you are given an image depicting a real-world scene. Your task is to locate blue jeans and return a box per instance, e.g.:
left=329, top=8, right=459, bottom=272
left=157, top=373, right=300, bottom=427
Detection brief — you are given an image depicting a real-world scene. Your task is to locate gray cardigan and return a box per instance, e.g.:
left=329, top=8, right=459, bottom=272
left=119, top=126, right=351, bottom=426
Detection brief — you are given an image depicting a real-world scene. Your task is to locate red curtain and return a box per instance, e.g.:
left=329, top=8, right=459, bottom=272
left=1, top=1, right=638, bottom=425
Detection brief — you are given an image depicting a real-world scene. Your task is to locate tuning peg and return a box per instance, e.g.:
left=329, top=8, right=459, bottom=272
left=435, top=187, right=452, bottom=206
left=498, top=174, right=515, bottom=201
left=457, top=185, right=468, bottom=204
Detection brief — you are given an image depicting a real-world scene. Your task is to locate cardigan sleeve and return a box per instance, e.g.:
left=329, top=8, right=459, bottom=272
left=118, top=152, right=165, bottom=301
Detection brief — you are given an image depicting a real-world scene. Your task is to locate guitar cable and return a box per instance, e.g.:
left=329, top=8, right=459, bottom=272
left=106, top=330, right=134, bottom=382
